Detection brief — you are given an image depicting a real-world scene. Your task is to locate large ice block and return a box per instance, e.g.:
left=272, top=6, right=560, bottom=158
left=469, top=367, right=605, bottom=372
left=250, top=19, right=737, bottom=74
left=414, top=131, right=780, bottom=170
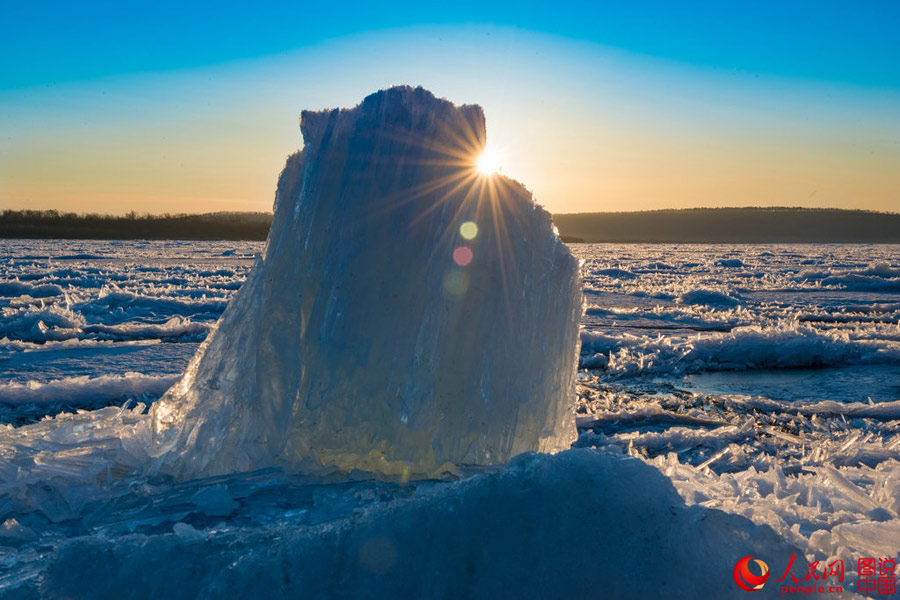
left=149, top=86, right=582, bottom=478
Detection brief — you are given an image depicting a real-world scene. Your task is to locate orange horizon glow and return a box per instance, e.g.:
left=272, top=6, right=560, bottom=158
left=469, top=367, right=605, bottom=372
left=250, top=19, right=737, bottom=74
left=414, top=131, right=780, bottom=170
left=2, top=27, right=898, bottom=216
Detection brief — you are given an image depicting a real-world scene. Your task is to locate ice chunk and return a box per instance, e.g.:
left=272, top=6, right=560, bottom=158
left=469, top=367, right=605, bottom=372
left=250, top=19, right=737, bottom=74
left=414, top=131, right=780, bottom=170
left=149, top=87, right=582, bottom=478
left=190, top=484, right=238, bottom=517
left=832, top=519, right=900, bottom=558
left=0, top=518, right=37, bottom=544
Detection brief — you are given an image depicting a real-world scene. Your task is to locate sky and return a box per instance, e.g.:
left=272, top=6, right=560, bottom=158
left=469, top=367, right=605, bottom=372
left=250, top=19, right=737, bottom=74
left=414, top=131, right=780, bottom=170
left=1, top=1, right=898, bottom=215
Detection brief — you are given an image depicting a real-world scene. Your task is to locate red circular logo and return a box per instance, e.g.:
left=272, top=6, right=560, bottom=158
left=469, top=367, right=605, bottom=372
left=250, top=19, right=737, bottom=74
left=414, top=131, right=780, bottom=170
left=734, top=556, right=770, bottom=592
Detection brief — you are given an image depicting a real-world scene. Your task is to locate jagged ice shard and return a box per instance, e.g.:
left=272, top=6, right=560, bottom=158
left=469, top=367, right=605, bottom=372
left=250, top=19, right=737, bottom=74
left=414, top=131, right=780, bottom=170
left=149, top=86, right=582, bottom=478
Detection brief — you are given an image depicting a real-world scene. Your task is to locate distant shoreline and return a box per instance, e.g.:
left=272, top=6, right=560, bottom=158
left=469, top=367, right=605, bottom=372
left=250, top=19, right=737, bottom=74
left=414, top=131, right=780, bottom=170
left=0, top=210, right=272, bottom=241
left=2, top=207, right=899, bottom=243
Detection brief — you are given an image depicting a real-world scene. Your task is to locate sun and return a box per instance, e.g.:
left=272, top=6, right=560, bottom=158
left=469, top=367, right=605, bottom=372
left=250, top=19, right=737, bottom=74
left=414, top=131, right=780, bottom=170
left=476, top=147, right=502, bottom=175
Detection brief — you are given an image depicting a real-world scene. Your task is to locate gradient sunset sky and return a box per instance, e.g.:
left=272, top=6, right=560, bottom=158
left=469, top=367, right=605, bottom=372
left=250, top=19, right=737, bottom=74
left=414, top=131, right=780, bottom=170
left=2, top=1, right=898, bottom=215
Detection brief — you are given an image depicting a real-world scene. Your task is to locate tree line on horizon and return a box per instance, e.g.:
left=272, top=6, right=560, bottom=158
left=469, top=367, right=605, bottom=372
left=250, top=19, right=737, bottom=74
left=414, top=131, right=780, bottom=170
left=1, top=207, right=898, bottom=243
left=0, top=209, right=273, bottom=241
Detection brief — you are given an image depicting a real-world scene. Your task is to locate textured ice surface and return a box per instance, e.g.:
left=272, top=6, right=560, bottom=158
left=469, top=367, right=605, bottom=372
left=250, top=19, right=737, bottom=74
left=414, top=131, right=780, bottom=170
left=577, top=244, right=900, bottom=377
left=148, top=86, right=582, bottom=478
left=1, top=241, right=896, bottom=597
left=573, top=243, right=900, bottom=584
left=3, top=113, right=900, bottom=595
left=0, top=240, right=253, bottom=423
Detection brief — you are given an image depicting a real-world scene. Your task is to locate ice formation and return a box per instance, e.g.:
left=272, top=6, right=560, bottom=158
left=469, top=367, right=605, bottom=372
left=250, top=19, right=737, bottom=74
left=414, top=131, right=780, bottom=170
left=148, top=86, right=582, bottom=478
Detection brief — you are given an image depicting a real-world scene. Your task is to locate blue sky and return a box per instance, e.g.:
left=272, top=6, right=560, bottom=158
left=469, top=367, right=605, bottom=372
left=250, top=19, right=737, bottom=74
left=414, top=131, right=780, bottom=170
left=2, top=1, right=898, bottom=214
left=4, top=1, right=899, bottom=89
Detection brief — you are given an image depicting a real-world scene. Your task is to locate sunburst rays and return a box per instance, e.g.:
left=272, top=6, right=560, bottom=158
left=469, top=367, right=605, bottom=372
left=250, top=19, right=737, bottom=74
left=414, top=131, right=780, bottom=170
left=323, top=108, right=526, bottom=328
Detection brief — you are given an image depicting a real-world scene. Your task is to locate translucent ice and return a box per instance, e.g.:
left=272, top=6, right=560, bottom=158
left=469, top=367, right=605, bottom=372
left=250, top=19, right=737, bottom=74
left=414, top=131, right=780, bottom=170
left=148, top=86, right=582, bottom=478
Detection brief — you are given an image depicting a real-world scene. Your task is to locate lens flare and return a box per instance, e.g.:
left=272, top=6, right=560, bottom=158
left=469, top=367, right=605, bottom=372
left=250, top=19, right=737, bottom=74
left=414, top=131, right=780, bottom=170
left=443, top=270, right=469, bottom=295
left=460, top=221, right=478, bottom=240
left=453, top=246, right=473, bottom=266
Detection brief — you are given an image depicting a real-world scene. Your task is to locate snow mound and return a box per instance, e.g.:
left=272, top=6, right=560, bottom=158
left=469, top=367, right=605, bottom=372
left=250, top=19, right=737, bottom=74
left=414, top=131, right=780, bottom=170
left=595, top=267, right=637, bottom=279
left=678, top=288, right=743, bottom=308
left=0, top=373, right=176, bottom=406
left=0, top=281, right=63, bottom=298
left=149, top=86, right=583, bottom=479
left=42, top=450, right=801, bottom=600
left=795, top=262, right=900, bottom=291
left=0, top=373, right=175, bottom=426
left=715, top=259, right=745, bottom=268
left=580, top=321, right=899, bottom=375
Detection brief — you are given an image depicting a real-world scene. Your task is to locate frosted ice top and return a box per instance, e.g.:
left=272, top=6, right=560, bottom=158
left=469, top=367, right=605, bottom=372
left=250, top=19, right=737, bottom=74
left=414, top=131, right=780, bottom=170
left=149, top=86, right=582, bottom=478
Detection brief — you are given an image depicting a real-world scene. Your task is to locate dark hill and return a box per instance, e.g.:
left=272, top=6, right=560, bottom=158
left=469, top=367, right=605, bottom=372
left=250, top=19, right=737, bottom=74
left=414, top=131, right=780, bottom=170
left=552, top=207, right=900, bottom=243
